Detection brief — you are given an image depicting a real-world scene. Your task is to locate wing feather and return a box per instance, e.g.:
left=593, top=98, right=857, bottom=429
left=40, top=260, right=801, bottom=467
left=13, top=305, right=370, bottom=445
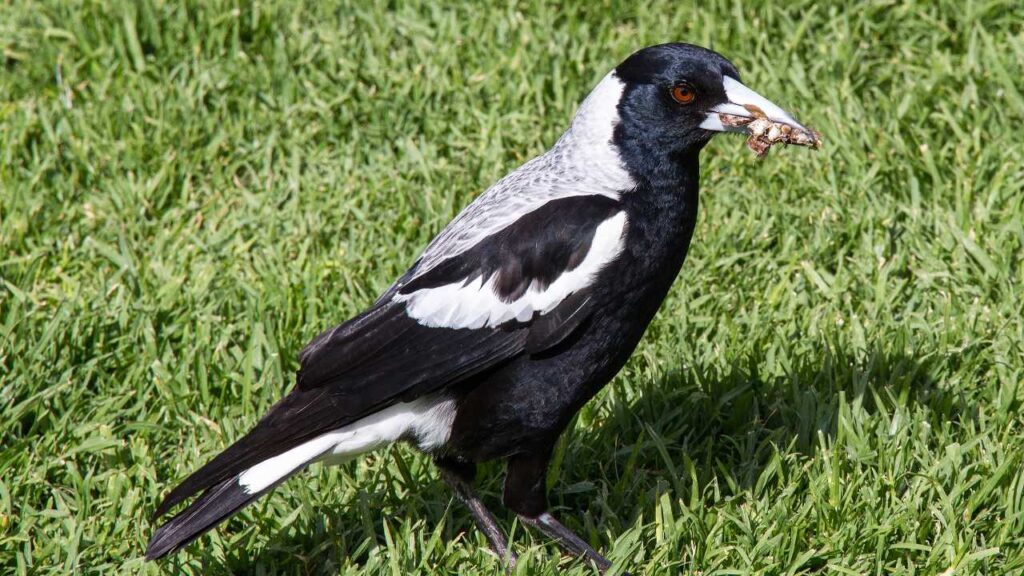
left=155, top=195, right=626, bottom=517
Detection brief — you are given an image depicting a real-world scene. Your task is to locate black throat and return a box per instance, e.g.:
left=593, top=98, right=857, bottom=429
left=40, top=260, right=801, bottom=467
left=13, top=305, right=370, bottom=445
left=600, top=76, right=708, bottom=314
left=613, top=122, right=708, bottom=193
left=615, top=144, right=701, bottom=296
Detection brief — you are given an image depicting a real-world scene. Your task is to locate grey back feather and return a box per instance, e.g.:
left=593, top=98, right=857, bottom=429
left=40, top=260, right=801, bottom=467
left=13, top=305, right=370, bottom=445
left=399, top=72, right=636, bottom=288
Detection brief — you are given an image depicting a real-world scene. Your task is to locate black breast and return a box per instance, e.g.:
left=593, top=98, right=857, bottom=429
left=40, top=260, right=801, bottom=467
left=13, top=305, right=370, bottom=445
left=446, top=171, right=702, bottom=462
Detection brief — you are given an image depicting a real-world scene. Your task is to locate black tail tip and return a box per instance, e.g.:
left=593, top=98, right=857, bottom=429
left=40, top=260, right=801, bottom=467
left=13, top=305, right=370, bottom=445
left=143, top=476, right=261, bottom=562
left=146, top=500, right=185, bottom=560
left=144, top=530, right=175, bottom=561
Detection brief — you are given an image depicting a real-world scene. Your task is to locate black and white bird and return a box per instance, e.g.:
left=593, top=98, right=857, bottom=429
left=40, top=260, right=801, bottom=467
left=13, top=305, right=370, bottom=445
left=146, top=43, right=819, bottom=570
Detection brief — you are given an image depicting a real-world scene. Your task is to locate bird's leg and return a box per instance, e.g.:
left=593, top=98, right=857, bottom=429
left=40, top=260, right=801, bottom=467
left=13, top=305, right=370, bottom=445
left=518, top=512, right=613, bottom=571
left=435, top=457, right=517, bottom=569
left=504, top=451, right=624, bottom=574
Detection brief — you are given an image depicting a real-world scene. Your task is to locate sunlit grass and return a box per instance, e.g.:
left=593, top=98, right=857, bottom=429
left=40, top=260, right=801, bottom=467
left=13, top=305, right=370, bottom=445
left=2, top=1, right=1023, bottom=574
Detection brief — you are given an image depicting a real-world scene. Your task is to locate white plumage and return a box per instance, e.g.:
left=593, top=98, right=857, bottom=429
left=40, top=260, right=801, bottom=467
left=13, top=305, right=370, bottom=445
left=238, top=396, right=456, bottom=494
left=396, top=211, right=627, bottom=329
left=406, top=71, right=634, bottom=282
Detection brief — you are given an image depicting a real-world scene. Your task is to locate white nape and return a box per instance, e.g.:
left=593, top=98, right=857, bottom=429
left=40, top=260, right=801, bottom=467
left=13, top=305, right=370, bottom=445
left=407, top=71, right=633, bottom=278
left=555, top=71, right=635, bottom=191
left=397, top=211, right=627, bottom=329
left=237, top=396, right=456, bottom=494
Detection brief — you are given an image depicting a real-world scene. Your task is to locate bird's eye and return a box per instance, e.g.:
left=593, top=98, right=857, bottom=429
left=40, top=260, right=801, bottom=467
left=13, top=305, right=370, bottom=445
left=670, top=82, right=697, bottom=105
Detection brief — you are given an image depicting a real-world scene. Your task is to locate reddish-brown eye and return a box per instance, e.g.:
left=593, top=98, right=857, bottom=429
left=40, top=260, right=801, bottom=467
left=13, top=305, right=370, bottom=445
left=670, top=83, right=697, bottom=104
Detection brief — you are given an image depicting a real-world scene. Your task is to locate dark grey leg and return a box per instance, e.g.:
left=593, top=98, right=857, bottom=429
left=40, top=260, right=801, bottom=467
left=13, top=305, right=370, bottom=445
left=520, top=510, right=614, bottom=569
left=519, top=512, right=615, bottom=572
left=435, top=458, right=517, bottom=569
left=503, top=450, right=626, bottom=575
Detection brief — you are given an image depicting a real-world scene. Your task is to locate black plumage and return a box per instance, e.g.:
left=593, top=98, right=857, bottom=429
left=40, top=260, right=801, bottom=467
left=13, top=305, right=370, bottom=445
left=147, top=478, right=270, bottom=560
left=146, top=43, right=819, bottom=571
left=402, top=195, right=621, bottom=300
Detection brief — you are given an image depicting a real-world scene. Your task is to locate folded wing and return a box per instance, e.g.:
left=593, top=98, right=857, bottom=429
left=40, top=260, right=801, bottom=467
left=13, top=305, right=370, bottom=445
left=154, top=194, right=627, bottom=518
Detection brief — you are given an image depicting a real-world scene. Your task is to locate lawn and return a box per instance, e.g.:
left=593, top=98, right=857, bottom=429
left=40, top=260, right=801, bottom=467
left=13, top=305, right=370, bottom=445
left=2, top=0, right=1023, bottom=574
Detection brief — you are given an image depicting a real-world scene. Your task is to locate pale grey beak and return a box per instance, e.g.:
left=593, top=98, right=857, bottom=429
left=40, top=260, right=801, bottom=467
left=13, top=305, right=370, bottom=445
left=700, top=76, right=821, bottom=153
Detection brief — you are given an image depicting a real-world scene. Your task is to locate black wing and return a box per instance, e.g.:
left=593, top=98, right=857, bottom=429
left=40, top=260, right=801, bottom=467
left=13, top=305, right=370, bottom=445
left=154, top=194, right=624, bottom=517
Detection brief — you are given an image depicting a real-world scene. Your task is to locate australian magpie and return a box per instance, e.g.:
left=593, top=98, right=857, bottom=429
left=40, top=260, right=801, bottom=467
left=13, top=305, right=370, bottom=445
left=146, top=43, right=820, bottom=571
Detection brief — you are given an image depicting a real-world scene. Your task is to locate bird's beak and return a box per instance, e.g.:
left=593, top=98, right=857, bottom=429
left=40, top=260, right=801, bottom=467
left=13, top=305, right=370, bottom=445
left=700, top=76, right=821, bottom=155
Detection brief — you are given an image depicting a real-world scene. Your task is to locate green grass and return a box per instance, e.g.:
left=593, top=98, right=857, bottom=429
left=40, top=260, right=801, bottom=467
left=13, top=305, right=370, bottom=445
left=2, top=0, right=1024, bottom=574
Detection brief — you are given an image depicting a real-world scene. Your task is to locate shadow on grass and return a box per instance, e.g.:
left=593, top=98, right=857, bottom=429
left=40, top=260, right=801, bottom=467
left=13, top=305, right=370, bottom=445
left=168, top=343, right=956, bottom=574
left=543, top=342, right=970, bottom=528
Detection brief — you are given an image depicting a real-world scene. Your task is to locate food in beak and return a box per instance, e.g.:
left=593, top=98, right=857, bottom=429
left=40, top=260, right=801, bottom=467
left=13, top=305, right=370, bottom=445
left=719, top=105, right=822, bottom=158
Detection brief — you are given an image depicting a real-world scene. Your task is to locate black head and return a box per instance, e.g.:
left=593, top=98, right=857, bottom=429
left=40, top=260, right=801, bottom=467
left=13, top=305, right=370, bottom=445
left=606, top=43, right=816, bottom=185
left=615, top=43, right=740, bottom=154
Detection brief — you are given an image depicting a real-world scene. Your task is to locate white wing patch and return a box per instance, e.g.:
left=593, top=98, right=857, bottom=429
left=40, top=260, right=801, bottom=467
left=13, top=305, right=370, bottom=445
left=396, top=211, right=627, bottom=329
left=237, top=396, right=456, bottom=494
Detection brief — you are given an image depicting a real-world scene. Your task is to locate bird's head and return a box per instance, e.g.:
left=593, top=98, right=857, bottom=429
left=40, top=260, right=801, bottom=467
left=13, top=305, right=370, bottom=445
left=601, top=43, right=820, bottom=174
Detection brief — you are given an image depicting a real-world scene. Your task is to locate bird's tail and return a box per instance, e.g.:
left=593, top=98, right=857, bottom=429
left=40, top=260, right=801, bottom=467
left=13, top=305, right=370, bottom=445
left=144, top=475, right=269, bottom=560
left=144, top=443, right=328, bottom=562
left=146, top=407, right=349, bottom=560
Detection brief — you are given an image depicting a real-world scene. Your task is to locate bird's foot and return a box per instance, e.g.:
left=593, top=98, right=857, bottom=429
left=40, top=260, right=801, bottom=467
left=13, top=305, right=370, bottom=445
left=519, top=512, right=627, bottom=575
